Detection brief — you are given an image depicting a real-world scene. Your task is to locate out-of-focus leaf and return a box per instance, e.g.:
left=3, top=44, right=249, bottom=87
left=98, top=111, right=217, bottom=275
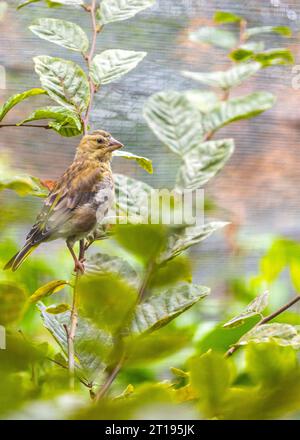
left=75, top=383, right=175, bottom=420
left=19, top=106, right=83, bottom=137
left=131, top=283, right=209, bottom=334
left=245, top=26, right=292, bottom=39
left=45, top=303, right=70, bottom=314
left=0, top=174, right=49, bottom=197
left=162, top=222, right=228, bottom=261
left=78, top=273, right=137, bottom=332
left=230, top=42, right=265, bottom=62
left=0, top=2, right=7, bottom=21
left=290, top=259, right=300, bottom=292
left=214, top=10, right=243, bottom=24
left=197, top=316, right=260, bottom=353
left=175, top=139, right=234, bottom=191
left=144, top=91, right=204, bottom=156
left=18, top=0, right=84, bottom=7
left=113, top=150, right=153, bottom=174
left=0, top=332, right=45, bottom=372
left=254, top=48, right=294, bottom=67
left=114, top=224, right=168, bottom=265
left=34, top=56, right=90, bottom=112
left=17, top=0, right=41, bottom=9
left=202, top=92, right=276, bottom=134
left=125, top=327, right=193, bottom=365
left=90, top=50, right=146, bottom=86
left=0, top=89, right=46, bottom=122
left=29, top=18, right=89, bottom=53
left=96, top=0, right=155, bottom=25
left=85, top=253, right=138, bottom=287
left=189, top=26, right=237, bottom=49
left=182, top=62, right=260, bottom=89
left=38, top=303, right=112, bottom=383
left=237, top=323, right=300, bottom=348
left=183, top=90, right=219, bottom=113
left=189, top=351, right=233, bottom=417
left=149, top=256, right=192, bottom=288
left=246, top=342, right=298, bottom=387
left=223, top=291, right=269, bottom=328
left=29, top=280, right=69, bottom=303
left=114, top=174, right=153, bottom=222
left=0, top=282, right=27, bottom=326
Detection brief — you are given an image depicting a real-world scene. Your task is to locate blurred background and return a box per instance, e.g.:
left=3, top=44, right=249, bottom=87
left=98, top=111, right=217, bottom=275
left=1, top=1, right=300, bottom=332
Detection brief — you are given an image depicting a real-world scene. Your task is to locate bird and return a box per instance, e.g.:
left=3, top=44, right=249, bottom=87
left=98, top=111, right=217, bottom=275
left=4, top=130, right=123, bottom=273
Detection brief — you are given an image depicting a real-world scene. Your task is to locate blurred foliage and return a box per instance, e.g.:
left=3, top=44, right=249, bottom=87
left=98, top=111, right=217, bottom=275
left=0, top=4, right=300, bottom=421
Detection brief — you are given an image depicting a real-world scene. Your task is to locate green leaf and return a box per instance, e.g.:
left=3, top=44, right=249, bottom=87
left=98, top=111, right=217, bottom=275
left=78, top=273, right=137, bottom=332
left=19, top=106, right=83, bottom=137
left=29, top=280, right=69, bottom=303
left=45, top=303, right=70, bottom=314
left=202, top=92, right=276, bottom=134
left=0, top=282, right=27, bottom=326
left=245, top=26, right=292, bottom=39
left=175, top=139, right=234, bottom=191
left=29, top=18, right=89, bottom=53
left=162, top=222, right=228, bottom=261
left=0, top=2, right=7, bottom=20
left=189, top=351, right=233, bottom=417
left=38, top=303, right=112, bottom=383
left=86, top=253, right=138, bottom=287
left=182, top=62, right=261, bottom=89
left=149, top=256, right=192, bottom=289
left=230, top=42, right=265, bottom=62
left=125, top=327, right=193, bottom=366
left=183, top=90, right=219, bottom=113
left=18, top=0, right=84, bottom=7
left=0, top=89, right=46, bottom=122
left=90, top=50, right=146, bottom=86
left=114, top=173, right=153, bottom=222
left=114, top=224, right=168, bottom=265
left=254, top=48, right=294, bottom=67
left=113, top=150, right=153, bottom=174
left=189, top=26, right=238, bottom=49
left=96, top=0, right=155, bottom=25
left=34, top=56, right=90, bottom=112
left=237, top=323, right=300, bottom=348
left=131, top=283, right=210, bottom=334
left=223, top=291, right=269, bottom=328
left=143, top=91, right=204, bottom=156
left=290, top=259, right=300, bottom=292
left=17, top=0, right=40, bottom=9
left=214, top=10, right=243, bottom=24
left=0, top=174, right=48, bottom=197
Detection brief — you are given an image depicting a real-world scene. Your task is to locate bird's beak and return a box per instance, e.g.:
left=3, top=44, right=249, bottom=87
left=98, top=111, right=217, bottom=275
left=108, top=136, right=123, bottom=152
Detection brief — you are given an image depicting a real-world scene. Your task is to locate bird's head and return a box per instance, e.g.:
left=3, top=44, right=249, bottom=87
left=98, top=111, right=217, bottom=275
left=77, top=130, right=123, bottom=161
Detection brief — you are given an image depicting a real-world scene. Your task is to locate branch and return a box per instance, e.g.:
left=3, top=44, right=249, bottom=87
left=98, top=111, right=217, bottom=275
left=67, top=271, right=81, bottom=389
left=225, top=294, right=300, bottom=357
left=82, top=0, right=100, bottom=134
left=0, top=123, right=50, bottom=129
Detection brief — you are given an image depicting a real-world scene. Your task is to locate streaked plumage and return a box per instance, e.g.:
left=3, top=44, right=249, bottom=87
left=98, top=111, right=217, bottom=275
left=4, top=130, right=123, bottom=272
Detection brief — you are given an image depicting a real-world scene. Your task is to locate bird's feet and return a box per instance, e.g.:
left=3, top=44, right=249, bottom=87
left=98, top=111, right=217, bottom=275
left=74, top=259, right=85, bottom=274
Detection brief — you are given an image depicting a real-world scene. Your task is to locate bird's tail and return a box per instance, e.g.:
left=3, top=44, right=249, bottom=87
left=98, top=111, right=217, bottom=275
left=4, top=242, right=37, bottom=271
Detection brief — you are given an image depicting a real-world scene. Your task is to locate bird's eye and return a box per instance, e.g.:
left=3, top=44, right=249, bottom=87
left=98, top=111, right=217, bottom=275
left=97, top=138, right=104, bottom=145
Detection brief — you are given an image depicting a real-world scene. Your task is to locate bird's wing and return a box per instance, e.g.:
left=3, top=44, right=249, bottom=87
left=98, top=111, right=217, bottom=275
left=26, top=162, right=102, bottom=245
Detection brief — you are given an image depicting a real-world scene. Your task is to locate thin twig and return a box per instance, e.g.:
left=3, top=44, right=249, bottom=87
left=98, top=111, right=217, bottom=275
left=225, top=294, right=300, bottom=357
left=82, top=0, right=99, bottom=134
left=67, top=271, right=81, bottom=389
left=0, top=123, right=50, bottom=129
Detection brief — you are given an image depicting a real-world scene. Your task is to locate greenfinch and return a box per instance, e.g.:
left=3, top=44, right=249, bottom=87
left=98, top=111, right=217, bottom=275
left=4, top=130, right=123, bottom=273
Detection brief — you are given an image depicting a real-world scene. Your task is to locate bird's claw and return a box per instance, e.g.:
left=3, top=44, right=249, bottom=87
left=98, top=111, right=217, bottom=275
left=74, top=260, right=85, bottom=274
